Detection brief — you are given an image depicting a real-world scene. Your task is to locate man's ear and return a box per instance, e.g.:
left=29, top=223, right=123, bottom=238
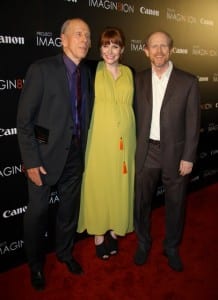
left=169, top=47, right=174, bottom=56
left=61, top=34, right=66, bottom=47
left=144, top=47, right=149, bottom=57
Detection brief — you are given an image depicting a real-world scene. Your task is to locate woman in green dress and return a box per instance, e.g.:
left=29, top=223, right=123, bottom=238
left=77, top=27, right=136, bottom=259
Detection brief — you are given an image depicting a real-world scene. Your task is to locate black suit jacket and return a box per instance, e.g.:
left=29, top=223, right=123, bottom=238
left=134, top=67, right=201, bottom=177
left=17, top=54, right=94, bottom=185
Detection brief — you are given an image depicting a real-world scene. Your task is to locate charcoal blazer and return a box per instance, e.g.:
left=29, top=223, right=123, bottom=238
left=134, top=67, right=201, bottom=177
left=17, top=54, right=94, bottom=185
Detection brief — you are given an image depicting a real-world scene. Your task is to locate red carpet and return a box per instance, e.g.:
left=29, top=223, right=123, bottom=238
left=1, top=183, right=218, bottom=300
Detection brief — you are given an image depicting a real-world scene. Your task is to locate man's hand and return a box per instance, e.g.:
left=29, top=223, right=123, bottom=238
left=179, top=160, right=193, bottom=176
left=26, top=166, right=47, bottom=186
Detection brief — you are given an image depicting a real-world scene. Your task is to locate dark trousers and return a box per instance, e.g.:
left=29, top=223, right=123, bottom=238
left=134, top=143, right=189, bottom=254
left=23, top=137, right=83, bottom=271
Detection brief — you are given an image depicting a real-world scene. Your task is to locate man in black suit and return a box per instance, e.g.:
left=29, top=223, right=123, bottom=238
left=134, top=31, right=201, bottom=271
left=17, top=18, right=93, bottom=290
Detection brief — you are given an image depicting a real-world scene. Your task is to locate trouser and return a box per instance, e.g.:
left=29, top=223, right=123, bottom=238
left=134, top=143, right=189, bottom=253
left=23, top=137, right=83, bottom=271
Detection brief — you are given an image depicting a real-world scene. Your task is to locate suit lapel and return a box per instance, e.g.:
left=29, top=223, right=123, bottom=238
left=136, top=69, right=153, bottom=128
left=56, top=55, right=72, bottom=111
left=144, top=69, right=152, bottom=104
left=137, top=69, right=152, bottom=117
left=162, top=68, right=177, bottom=107
left=144, top=70, right=153, bottom=122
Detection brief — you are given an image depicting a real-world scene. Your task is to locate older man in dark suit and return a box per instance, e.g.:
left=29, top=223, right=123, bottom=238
left=17, top=18, right=93, bottom=290
left=134, top=31, right=201, bottom=272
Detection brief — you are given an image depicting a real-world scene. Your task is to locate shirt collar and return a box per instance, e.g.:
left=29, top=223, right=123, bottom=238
left=165, top=60, right=173, bottom=78
left=63, top=54, right=78, bottom=75
left=152, top=60, right=173, bottom=80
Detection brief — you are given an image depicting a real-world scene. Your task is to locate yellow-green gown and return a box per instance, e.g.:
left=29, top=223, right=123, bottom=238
left=77, top=61, right=136, bottom=236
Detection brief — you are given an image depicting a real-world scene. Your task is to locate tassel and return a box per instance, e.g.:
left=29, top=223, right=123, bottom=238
left=119, top=137, right=123, bottom=150
left=122, top=161, right=127, bottom=174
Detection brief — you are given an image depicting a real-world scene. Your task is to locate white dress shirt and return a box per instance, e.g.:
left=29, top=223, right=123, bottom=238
left=149, top=61, right=173, bottom=141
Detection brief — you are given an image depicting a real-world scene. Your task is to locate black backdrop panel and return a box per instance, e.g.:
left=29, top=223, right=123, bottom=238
left=0, top=0, right=218, bottom=272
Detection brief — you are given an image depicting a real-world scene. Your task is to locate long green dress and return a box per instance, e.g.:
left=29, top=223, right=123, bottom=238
left=77, top=61, right=136, bottom=236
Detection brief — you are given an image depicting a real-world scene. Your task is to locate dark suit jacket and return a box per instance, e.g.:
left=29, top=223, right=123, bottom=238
left=134, top=67, right=201, bottom=177
left=17, top=54, right=94, bottom=185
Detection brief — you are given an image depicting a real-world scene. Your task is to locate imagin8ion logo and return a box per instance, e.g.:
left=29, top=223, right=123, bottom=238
left=49, top=190, right=60, bottom=204
left=0, top=240, right=24, bottom=255
left=88, top=0, right=134, bottom=13
left=130, top=40, right=144, bottom=52
left=0, top=79, right=24, bottom=90
left=213, top=73, right=218, bottom=82
left=0, top=164, right=22, bottom=178
left=166, top=8, right=196, bottom=24
left=36, top=32, right=61, bottom=47
left=192, top=45, right=217, bottom=56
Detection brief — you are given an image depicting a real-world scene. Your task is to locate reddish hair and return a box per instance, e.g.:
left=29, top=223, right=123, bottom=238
left=99, top=27, right=125, bottom=48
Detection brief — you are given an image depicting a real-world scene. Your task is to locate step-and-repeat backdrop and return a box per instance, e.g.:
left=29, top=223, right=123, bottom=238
left=0, top=0, right=218, bottom=272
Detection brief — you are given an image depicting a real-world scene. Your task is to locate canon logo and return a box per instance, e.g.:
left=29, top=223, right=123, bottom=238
left=3, top=206, right=27, bottom=218
left=140, top=7, right=159, bottom=16
left=200, top=18, right=214, bottom=26
left=0, top=128, right=17, bottom=138
left=203, top=169, right=218, bottom=178
left=173, top=47, right=188, bottom=54
left=190, top=175, right=200, bottom=182
left=200, top=103, right=212, bottom=110
left=208, top=123, right=218, bottom=132
left=198, top=77, right=209, bottom=82
left=211, top=149, right=218, bottom=156
left=199, top=152, right=207, bottom=159
left=0, top=35, right=24, bottom=45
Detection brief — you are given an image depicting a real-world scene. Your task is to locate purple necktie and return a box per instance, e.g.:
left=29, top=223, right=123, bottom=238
left=75, top=67, right=82, bottom=140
